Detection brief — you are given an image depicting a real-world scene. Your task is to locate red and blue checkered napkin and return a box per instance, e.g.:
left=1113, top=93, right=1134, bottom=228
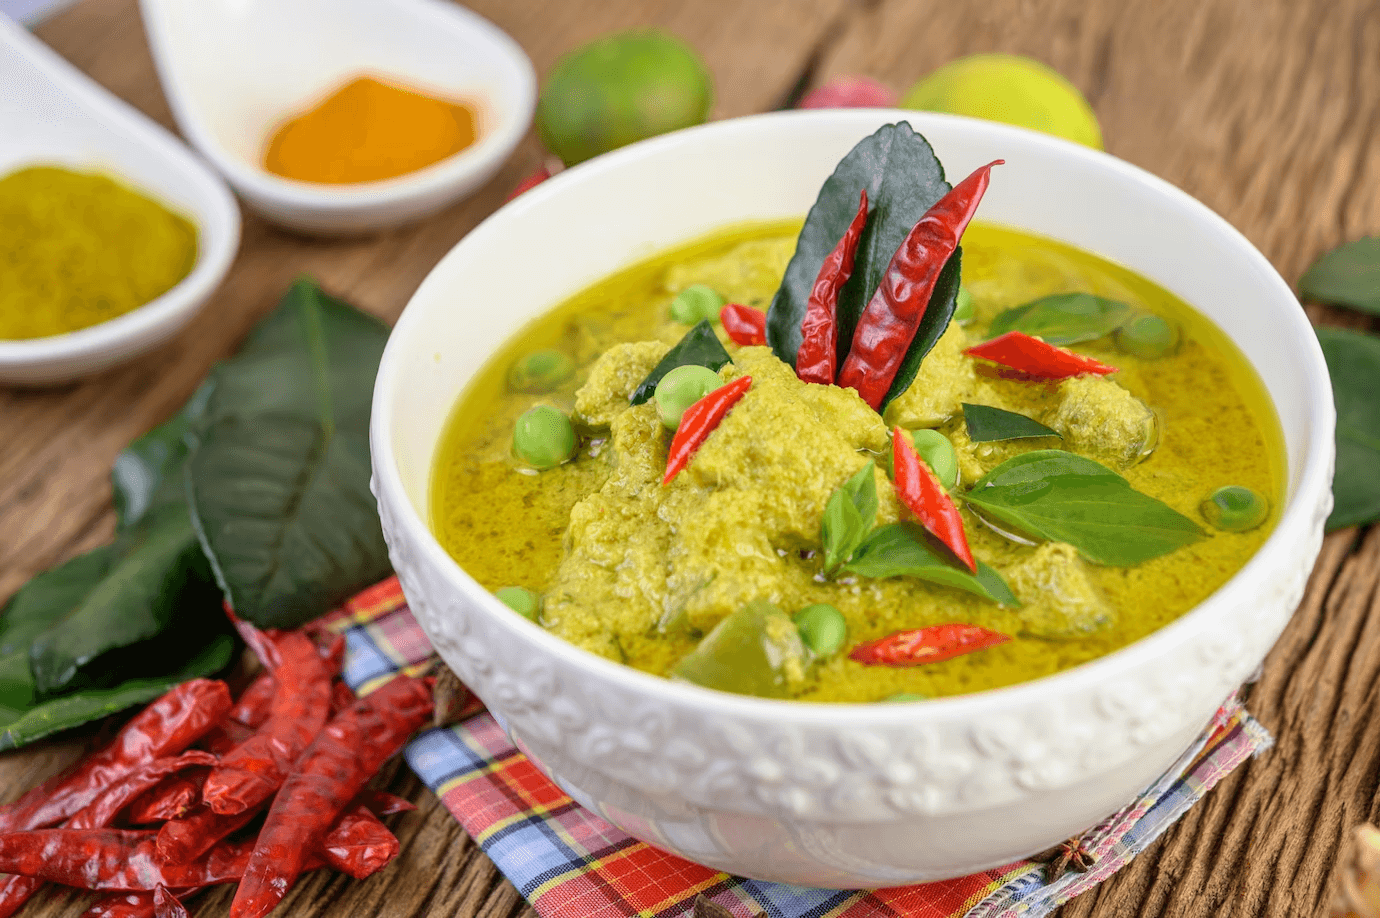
left=325, top=578, right=1272, bottom=918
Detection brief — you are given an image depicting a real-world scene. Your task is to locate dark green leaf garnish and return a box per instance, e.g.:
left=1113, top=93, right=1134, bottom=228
left=820, top=461, right=878, bottom=575
left=843, top=522, right=1018, bottom=604
left=963, top=403, right=1061, bottom=442
left=629, top=320, right=731, bottom=405
left=110, top=381, right=213, bottom=529
left=185, top=281, right=391, bottom=629
left=987, top=292, right=1133, bottom=345
left=766, top=122, right=952, bottom=373
left=28, top=505, right=218, bottom=698
left=1299, top=238, right=1380, bottom=316
left=1317, top=326, right=1380, bottom=529
left=963, top=450, right=1204, bottom=565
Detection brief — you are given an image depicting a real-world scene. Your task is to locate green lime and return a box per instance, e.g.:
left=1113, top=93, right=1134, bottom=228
left=537, top=30, right=714, bottom=166
left=902, top=54, right=1103, bottom=150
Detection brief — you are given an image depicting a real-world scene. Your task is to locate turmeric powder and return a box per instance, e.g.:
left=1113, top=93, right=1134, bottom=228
left=0, top=166, right=197, bottom=340
left=263, top=75, right=479, bottom=185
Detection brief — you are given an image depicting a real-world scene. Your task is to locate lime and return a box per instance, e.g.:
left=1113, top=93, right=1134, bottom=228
left=537, top=30, right=714, bottom=166
left=902, top=54, right=1103, bottom=150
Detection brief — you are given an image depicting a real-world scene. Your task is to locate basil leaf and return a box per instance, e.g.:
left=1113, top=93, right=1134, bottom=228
left=880, top=249, right=962, bottom=412
left=821, top=461, right=878, bottom=575
left=987, top=292, right=1133, bottom=345
left=1317, top=326, right=1380, bottom=529
left=187, top=413, right=389, bottom=630
left=111, top=381, right=213, bottom=528
left=1300, top=238, right=1380, bottom=316
left=0, top=635, right=233, bottom=752
left=963, top=450, right=1204, bottom=566
left=963, top=403, right=1061, bottom=442
left=843, top=522, right=1018, bottom=605
left=28, top=504, right=218, bottom=698
left=766, top=122, right=951, bottom=372
left=630, top=320, right=730, bottom=405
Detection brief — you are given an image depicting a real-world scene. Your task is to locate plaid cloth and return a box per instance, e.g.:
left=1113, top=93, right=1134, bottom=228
left=324, top=577, right=1272, bottom=918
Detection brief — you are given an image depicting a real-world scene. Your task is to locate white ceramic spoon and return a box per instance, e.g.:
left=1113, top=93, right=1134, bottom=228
left=0, top=15, right=240, bottom=385
left=138, top=0, right=536, bottom=235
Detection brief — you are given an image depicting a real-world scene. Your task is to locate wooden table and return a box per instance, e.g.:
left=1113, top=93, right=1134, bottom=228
left=3, top=0, right=1378, bottom=915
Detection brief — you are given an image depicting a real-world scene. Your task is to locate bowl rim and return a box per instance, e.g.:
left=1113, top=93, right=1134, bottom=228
left=373, top=107, right=1335, bottom=726
left=137, top=0, right=537, bottom=216
left=0, top=16, right=240, bottom=371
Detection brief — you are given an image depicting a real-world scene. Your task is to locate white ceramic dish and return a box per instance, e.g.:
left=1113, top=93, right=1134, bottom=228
left=138, top=0, right=535, bottom=235
left=371, top=110, right=1335, bottom=886
left=0, top=16, right=239, bottom=386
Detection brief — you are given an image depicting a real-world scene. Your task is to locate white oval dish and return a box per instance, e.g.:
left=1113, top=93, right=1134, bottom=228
left=0, top=16, right=240, bottom=386
left=138, top=0, right=536, bottom=235
left=371, top=110, right=1335, bottom=886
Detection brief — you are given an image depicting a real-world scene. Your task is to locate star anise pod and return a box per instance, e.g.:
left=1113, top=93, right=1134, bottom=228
left=1032, top=835, right=1097, bottom=884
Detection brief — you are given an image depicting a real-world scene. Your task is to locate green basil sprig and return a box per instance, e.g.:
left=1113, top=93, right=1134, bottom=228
left=842, top=522, right=1018, bottom=605
left=962, top=403, right=1060, bottom=443
left=820, top=461, right=878, bottom=575
left=630, top=320, right=731, bottom=405
left=987, top=292, right=1133, bottom=345
left=764, top=122, right=960, bottom=412
left=1317, top=326, right=1380, bottom=529
left=1299, top=238, right=1380, bottom=316
left=963, top=450, right=1204, bottom=566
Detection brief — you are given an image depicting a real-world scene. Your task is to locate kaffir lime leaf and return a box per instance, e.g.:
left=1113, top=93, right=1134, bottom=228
left=902, top=54, right=1103, bottom=150
left=537, top=30, right=714, bottom=166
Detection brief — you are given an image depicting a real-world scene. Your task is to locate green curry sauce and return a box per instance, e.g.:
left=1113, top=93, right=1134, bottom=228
left=431, top=221, right=1283, bottom=703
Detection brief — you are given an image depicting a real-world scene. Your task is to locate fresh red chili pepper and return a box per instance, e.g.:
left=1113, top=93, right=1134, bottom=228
left=0, top=830, right=321, bottom=891
left=662, top=375, right=753, bottom=485
left=320, top=805, right=401, bottom=880
left=230, top=674, right=433, bottom=918
left=797, top=189, right=869, bottom=384
left=849, top=623, right=1011, bottom=666
left=82, top=892, right=156, bottom=918
left=0, top=680, right=229, bottom=834
left=125, top=770, right=205, bottom=824
left=963, top=331, right=1118, bottom=379
left=719, top=303, right=767, bottom=347
left=202, top=631, right=334, bottom=816
left=836, top=162, right=1002, bottom=409
left=891, top=427, right=976, bottom=572
left=153, top=886, right=189, bottom=918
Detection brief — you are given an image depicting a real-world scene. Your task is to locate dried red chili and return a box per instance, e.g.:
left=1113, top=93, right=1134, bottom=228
left=0, top=680, right=229, bottom=834
left=124, top=771, right=205, bottom=824
left=82, top=892, right=156, bottom=918
left=320, top=805, right=401, bottom=880
left=155, top=805, right=260, bottom=866
left=719, top=303, right=767, bottom=346
left=330, top=679, right=356, bottom=714
left=891, top=426, right=976, bottom=572
left=230, top=674, right=433, bottom=918
left=202, top=631, right=334, bottom=816
left=153, top=886, right=189, bottom=918
left=357, top=789, right=417, bottom=817
left=849, top=624, right=1011, bottom=667
left=836, top=162, right=1001, bottom=409
left=662, top=375, right=753, bottom=485
left=964, top=331, right=1118, bottom=379
left=227, top=672, right=276, bottom=729
left=797, top=188, right=869, bottom=385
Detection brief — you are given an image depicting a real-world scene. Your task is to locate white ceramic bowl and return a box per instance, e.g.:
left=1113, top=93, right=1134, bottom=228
left=0, top=17, right=239, bottom=386
left=138, top=0, right=535, bottom=235
left=371, top=110, right=1335, bottom=886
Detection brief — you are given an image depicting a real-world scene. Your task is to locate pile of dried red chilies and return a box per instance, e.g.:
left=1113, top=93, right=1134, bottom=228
left=0, top=620, right=433, bottom=918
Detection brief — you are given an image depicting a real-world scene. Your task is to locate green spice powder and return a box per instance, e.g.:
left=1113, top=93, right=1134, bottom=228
left=0, top=166, right=198, bottom=340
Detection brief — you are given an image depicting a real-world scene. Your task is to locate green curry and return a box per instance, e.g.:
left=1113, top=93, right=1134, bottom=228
left=431, top=219, right=1282, bottom=703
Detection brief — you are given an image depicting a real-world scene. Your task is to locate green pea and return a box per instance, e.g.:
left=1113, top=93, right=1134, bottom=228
left=1201, top=486, right=1269, bottom=532
left=793, top=604, right=847, bottom=657
left=512, top=405, right=576, bottom=469
left=670, top=284, right=725, bottom=325
left=654, top=364, right=723, bottom=430
left=495, top=586, right=541, bottom=621
left=910, top=428, right=959, bottom=489
left=1114, top=313, right=1179, bottom=359
left=882, top=692, right=928, bottom=703
left=953, top=285, right=974, bottom=322
left=508, top=349, right=575, bottom=393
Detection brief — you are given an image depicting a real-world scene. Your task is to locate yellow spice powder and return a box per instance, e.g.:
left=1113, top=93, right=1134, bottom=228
left=0, top=166, right=198, bottom=340
left=263, top=75, right=479, bottom=185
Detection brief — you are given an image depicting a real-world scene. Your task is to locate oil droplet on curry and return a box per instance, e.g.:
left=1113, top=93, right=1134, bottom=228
left=431, top=221, right=1283, bottom=703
